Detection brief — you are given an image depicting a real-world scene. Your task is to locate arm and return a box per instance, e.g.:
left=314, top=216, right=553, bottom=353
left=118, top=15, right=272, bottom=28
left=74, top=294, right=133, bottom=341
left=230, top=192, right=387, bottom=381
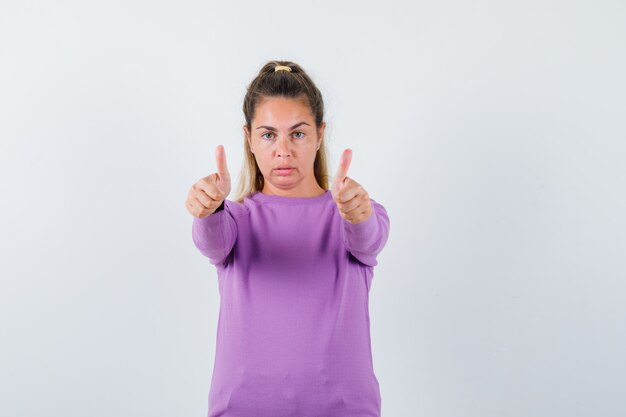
left=191, top=200, right=237, bottom=267
left=341, top=199, right=390, bottom=267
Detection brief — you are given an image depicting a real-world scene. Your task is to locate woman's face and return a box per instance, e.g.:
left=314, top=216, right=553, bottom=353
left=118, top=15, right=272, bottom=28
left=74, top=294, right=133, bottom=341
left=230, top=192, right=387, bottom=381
left=244, top=96, right=326, bottom=195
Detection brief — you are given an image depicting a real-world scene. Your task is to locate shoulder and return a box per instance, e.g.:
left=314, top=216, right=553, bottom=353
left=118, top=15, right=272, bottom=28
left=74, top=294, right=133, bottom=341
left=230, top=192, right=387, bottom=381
left=369, top=197, right=388, bottom=214
left=367, top=197, right=390, bottom=228
left=223, top=199, right=251, bottom=218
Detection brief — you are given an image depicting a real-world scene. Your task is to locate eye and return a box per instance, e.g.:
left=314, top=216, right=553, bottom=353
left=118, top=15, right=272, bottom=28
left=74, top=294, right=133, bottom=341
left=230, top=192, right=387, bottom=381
left=261, top=132, right=305, bottom=140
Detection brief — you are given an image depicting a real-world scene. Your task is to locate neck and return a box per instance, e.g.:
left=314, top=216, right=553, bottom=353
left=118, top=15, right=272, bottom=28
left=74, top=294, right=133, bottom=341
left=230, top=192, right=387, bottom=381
left=261, top=182, right=326, bottom=198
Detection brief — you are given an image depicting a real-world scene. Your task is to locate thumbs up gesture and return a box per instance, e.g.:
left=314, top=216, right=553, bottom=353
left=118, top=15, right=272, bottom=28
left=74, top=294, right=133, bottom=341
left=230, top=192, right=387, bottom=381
left=331, top=149, right=373, bottom=224
left=185, top=144, right=232, bottom=218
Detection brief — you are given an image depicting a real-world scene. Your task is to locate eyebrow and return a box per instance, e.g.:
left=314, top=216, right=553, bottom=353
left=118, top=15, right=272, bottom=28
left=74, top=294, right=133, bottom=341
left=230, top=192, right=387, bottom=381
left=256, top=121, right=310, bottom=131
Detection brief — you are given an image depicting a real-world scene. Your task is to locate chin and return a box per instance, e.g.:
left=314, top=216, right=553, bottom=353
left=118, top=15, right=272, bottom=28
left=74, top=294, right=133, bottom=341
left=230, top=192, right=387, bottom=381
left=270, top=177, right=299, bottom=187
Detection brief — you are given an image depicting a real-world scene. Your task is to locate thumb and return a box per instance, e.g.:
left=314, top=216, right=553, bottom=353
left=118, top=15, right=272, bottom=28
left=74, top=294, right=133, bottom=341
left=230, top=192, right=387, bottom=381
left=215, top=145, right=230, bottom=180
left=333, top=148, right=352, bottom=185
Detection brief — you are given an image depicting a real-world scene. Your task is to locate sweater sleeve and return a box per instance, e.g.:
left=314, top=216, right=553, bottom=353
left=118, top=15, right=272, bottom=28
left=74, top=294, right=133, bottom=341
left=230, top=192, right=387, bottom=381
left=191, top=200, right=237, bottom=267
left=341, top=198, right=390, bottom=267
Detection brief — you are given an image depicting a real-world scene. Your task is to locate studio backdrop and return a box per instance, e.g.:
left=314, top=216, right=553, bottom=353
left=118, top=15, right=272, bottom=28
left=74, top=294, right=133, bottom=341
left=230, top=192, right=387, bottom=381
left=1, top=1, right=624, bottom=416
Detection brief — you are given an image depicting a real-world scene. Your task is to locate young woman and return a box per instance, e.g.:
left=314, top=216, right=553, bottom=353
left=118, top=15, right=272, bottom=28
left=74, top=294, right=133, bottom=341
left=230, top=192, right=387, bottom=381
left=185, top=60, right=390, bottom=417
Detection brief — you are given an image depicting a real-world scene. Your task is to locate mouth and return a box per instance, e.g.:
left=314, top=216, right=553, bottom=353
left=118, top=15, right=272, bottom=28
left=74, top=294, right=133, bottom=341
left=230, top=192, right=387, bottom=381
left=274, top=167, right=295, bottom=175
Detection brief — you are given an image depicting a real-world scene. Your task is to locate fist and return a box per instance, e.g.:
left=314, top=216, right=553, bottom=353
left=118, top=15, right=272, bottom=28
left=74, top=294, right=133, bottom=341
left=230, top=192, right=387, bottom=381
left=185, top=144, right=231, bottom=218
left=331, top=148, right=373, bottom=224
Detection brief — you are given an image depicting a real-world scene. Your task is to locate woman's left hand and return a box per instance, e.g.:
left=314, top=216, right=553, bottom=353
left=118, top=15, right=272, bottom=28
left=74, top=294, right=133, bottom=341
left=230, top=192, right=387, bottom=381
left=331, top=149, right=373, bottom=224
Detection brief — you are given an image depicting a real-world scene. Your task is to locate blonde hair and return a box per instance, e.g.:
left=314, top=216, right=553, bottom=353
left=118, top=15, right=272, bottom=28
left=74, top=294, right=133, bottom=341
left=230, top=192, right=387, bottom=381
left=232, top=60, right=330, bottom=203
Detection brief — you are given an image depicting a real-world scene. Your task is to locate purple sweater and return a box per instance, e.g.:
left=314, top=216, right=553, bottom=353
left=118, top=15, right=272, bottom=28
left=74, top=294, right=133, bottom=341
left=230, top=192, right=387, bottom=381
left=192, top=189, right=390, bottom=417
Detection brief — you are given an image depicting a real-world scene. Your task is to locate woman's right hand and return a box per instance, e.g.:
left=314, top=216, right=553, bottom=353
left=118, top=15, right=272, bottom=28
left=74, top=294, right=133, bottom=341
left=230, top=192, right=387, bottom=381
left=185, top=145, right=231, bottom=218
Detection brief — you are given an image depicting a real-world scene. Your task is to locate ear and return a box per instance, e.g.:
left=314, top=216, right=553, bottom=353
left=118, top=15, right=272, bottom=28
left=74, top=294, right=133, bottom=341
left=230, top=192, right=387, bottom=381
left=243, top=125, right=253, bottom=152
left=317, top=121, right=326, bottom=148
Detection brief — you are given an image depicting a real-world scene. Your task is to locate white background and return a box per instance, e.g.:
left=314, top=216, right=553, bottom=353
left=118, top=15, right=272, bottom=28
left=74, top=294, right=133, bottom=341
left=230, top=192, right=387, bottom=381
left=1, top=1, right=625, bottom=416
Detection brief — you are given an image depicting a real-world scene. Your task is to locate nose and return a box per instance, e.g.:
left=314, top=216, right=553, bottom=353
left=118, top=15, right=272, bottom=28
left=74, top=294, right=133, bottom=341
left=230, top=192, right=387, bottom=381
left=276, top=135, right=291, bottom=157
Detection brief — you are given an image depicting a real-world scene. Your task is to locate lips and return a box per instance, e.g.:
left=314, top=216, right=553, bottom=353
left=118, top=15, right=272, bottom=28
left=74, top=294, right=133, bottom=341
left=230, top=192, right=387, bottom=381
left=274, top=166, right=295, bottom=176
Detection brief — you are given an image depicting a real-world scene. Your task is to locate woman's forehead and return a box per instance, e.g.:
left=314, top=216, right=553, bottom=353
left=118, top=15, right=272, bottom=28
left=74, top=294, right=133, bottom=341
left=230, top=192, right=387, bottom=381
left=253, top=98, right=314, bottom=128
